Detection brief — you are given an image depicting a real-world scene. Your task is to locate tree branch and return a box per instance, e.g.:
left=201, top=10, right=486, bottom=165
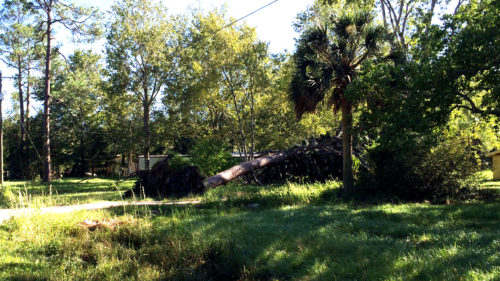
left=456, top=92, right=500, bottom=117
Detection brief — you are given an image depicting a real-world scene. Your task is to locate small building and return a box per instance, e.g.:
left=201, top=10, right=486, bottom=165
left=231, top=152, right=263, bottom=160
left=136, top=152, right=264, bottom=172
left=486, top=151, right=500, bottom=180
left=138, top=155, right=169, bottom=171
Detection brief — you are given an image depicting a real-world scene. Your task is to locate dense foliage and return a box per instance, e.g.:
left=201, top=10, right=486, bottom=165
left=0, top=0, right=498, bottom=201
left=343, top=0, right=499, bottom=201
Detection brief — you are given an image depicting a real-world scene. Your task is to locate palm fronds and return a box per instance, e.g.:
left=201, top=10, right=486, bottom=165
left=290, top=8, right=386, bottom=119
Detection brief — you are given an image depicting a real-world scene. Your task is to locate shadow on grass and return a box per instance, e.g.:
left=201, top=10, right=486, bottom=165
left=102, top=195, right=500, bottom=281
left=0, top=261, right=49, bottom=281
left=1, top=180, right=497, bottom=280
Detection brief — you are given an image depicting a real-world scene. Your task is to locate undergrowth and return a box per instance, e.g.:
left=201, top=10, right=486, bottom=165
left=0, top=177, right=499, bottom=280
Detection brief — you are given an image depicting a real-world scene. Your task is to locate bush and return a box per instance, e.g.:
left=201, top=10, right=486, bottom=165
left=165, top=153, right=194, bottom=172
left=360, top=137, right=481, bottom=203
left=189, top=139, right=235, bottom=176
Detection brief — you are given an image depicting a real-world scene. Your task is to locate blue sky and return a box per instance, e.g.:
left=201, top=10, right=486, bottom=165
left=1, top=0, right=314, bottom=114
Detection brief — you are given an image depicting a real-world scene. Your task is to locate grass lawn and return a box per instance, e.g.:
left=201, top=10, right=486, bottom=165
left=0, top=175, right=498, bottom=281
left=480, top=171, right=500, bottom=191
left=0, top=177, right=136, bottom=208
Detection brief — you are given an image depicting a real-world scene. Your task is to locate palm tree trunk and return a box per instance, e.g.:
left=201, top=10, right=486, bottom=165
left=341, top=98, right=354, bottom=194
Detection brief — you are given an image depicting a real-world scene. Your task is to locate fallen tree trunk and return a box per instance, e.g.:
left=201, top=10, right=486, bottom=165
left=203, top=152, right=288, bottom=188
left=205, top=136, right=344, bottom=188
left=128, top=137, right=346, bottom=198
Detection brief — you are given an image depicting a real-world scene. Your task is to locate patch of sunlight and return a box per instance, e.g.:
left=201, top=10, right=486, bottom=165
left=0, top=254, right=31, bottom=264
left=308, top=259, right=330, bottom=278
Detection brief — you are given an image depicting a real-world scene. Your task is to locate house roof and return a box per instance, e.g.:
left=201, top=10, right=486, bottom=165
left=486, top=151, right=500, bottom=157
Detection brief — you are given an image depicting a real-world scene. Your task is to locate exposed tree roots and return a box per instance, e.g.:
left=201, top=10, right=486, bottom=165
left=128, top=137, right=345, bottom=198
left=125, top=156, right=205, bottom=198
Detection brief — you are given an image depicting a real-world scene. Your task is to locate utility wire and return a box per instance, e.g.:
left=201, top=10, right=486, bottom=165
left=214, top=0, right=279, bottom=34
left=2, top=0, right=281, bottom=153
left=188, top=0, right=279, bottom=48
left=20, top=121, right=42, bottom=162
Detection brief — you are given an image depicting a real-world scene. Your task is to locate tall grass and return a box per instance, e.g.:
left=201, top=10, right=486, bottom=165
left=0, top=178, right=498, bottom=280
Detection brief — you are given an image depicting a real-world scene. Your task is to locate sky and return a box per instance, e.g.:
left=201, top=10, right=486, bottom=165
left=71, top=0, right=315, bottom=54
left=1, top=0, right=315, bottom=114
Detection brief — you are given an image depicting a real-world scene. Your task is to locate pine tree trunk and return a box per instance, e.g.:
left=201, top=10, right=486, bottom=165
left=42, top=5, right=52, bottom=182
left=17, top=57, right=25, bottom=144
left=26, top=60, right=31, bottom=135
left=341, top=98, right=354, bottom=194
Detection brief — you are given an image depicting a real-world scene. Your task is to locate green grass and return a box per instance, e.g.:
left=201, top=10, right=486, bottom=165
left=479, top=171, right=500, bottom=191
left=0, top=178, right=136, bottom=208
left=0, top=179, right=499, bottom=280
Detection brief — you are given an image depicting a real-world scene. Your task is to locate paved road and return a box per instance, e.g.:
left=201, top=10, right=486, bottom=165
left=0, top=200, right=201, bottom=224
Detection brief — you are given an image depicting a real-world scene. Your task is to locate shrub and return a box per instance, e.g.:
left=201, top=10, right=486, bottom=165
left=165, top=152, right=194, bottom=172
left=360, top=137, right=481, bottom=203
left=189, top=139, right=235, bottom=176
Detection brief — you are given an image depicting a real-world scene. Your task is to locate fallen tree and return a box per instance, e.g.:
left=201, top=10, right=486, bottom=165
left=127, top=137, right=345, bottom=198
left=203, top=152, right=288, bottom=188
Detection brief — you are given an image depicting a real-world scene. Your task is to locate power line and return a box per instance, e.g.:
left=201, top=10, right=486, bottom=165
left=20, top=120, right=42, bottom=162
left=189, top=0, right=279, bottom=48
left=214, top=0, right=279, bottom=34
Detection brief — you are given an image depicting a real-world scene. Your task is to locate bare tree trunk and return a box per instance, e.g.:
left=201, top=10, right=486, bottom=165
left=204, top=152, right=287, bottom=188
left=79, top=123, right=86, bottom=176
left=381, top=0, right=388, bottom=28
left=427, top=0, right=438, bottom=27
left=143, top=97, right=150, bottom=171
left=250, top=88, right=255, bottom=161
left=26, top=60, right=31, bottom=135
left=128, top=124, right=133, bottom=175
left=230, top=90, right=248, bottom=161
left=341, top=98, right=354, bottom=194
left=128, top=150, right=133, bottom=175
left=203, top=137, right=344, bottom=189
left=42, top=4, right=52, bottom=182
left=223, top=70, right=249, bottom=161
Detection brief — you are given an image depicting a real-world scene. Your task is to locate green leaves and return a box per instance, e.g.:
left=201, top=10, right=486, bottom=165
left=107, top=0, right=176, bottom=99
left=290, top=7, right=385, bottom=118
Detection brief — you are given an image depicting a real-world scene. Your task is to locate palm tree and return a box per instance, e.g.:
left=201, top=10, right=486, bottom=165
left=290, top=9, right=385, bottom=194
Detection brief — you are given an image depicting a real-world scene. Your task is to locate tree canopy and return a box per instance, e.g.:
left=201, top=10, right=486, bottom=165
left=0, top=0, right=497, bottom=201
